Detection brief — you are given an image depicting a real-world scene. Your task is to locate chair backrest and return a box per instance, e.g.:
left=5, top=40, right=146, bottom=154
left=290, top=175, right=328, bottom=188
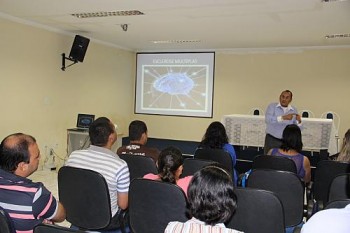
left=248, top=108, right=264, bottom=115
left=119, top=154, right=158, bottom=181
left=328, top=173, right=350, bottom=203
left=302, top=111, right=309, bottom=118
left=299, top=110, right=314, bottom=118
left=34, top=224, right=84, bottom=233
left=58, top=166, right=111, bottom=230
left=227, top=187, right=285, bottom=233
left=324, top=199, right=350, bottom=210
left=129, top=178, right=189, bottom=233
left=252, top=155, right=297, bottom=174
left=0, top=207, right=15, bottom=233
left=194, top=148, right=233, bottom=174
left=313, top=160, right=350, bottom=206
left=181, top=158, right=215, bottom=178
left=247, top=169, right=304, bottom=227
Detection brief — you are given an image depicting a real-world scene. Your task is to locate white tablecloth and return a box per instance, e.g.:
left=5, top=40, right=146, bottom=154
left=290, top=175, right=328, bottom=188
left=222, top=114, right=337, bottom=155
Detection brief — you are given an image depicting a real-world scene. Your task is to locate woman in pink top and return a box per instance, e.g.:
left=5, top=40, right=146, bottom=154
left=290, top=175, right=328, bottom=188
left=143, top=146, right=192, bottom=196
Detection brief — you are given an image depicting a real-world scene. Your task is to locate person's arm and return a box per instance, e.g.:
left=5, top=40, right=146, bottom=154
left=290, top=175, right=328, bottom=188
left=117, top=192, right=128, bottom=210
left=33, top=186, right=66, bottom=223
left=267, top=149, right=273, bottom=155
left=303, top=156, right=311, bottom=183
left=223, top=143, right=236, bottom=166
left=265, top=103, right=278, bottom=124
left=50, top=202, right=66, bottom=222
left=116, top=164, right=130, bottom=210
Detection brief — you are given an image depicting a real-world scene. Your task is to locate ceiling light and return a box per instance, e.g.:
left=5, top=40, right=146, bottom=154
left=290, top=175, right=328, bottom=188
left=71, top=10, right=144, bottom=18
left=325, top=33, right=350, bottom=39
left=151, top=40, right=201, bottom=44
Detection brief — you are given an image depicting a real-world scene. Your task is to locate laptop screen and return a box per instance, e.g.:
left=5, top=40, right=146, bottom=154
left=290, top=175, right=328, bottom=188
left=76, top=114, right=95, bottom=129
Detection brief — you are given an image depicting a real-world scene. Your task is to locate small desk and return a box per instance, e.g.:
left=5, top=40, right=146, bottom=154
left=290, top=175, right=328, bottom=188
left=222, top=114, right=337, bottom=155
left=67, top=129, right=122, bottom=156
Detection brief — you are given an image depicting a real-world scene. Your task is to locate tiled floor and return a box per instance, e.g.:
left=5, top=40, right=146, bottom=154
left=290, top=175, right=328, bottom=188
left=28, top=168, right=71, bottom=228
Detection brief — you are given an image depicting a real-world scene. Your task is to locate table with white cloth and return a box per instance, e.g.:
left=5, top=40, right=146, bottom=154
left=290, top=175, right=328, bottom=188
left=222, top=114, right=337, bottom=155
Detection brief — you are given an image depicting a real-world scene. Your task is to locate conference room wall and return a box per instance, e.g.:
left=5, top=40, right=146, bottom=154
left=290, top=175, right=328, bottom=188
left=0, top=18, right=135, bottom=167
left=1, top=17, right=349, bottom=161
left=132, top=48, right=350, bottom=146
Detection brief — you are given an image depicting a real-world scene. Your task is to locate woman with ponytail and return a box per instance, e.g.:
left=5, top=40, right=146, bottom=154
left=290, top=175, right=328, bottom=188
left=143, top=146, right=192, bottom=196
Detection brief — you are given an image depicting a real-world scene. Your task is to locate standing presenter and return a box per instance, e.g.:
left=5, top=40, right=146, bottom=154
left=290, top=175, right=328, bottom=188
left=264, top=90, right=302, bottom=154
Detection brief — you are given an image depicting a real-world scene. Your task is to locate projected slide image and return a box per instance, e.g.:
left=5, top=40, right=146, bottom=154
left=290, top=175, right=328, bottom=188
left=142, top=65, right=208, bottom=111
left=135, top=52, right=214, bottom=117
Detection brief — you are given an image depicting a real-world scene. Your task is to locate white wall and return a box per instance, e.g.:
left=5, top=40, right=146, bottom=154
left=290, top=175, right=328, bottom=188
left=0, top=18, right=135, bottom=167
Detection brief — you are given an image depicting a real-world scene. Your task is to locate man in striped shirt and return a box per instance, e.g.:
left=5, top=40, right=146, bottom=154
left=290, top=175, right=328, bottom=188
left=0, top=133, right=66, bottom=233
left=66, top=117, right=130, bottom=228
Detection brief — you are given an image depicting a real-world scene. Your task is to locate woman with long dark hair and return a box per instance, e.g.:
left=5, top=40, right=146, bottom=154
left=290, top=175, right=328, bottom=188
left=198, top=121, right=237, bottom=184
left=165, top=166, right=242, bottom=233
left=268, top=124, right=311, bottom=183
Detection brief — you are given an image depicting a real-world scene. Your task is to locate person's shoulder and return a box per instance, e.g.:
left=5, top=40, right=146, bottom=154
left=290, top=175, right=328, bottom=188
left=143, top=173, right=159, bottom=180
left=116, top=146, right=124, bottom=154
left=178, top=176, right=193, bottom=184
left=164, top=221, right=185, bottom=232
left=223, top=143, right=234, bottom=149
left=268, top=102, right=279, bottom=107
left=147, top=146, right=160, bottom=153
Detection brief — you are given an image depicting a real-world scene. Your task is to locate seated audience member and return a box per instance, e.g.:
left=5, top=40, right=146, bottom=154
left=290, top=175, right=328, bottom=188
left=0, top=133, right=66, bottom=233
left=144, top=146, right=192, bottom=196
left=334, top=129, right=350, bottom=162
left=66, top=117, right=130, bottom=229
left=117, top=120, right=160, bottom=162
left=197, top=121, right=238, bottom=185
left=165, top=165, right=242, bottom=233
left=268, top=124, right=311, bottom=183
left=301, top=204, right=350, bottom=233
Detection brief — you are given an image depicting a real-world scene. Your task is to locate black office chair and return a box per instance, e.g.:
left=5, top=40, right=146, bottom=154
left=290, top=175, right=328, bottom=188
left=324, top=199, right=350, bottom=209
left=58, top=166, right=127, bottom=232
left=227, top=187, right=285, bottom=233
left=0, top=207, right=15, bottom=233
left=129, top=178, right=189, bottom=233
left=119, top=154, right=158, bottom=181
left=252, top=155, right=297, bottom=174
left=247, top=169, right=304, bottom=228
left=180, top=158, right=215, bottom=178
left=328, top=173, right=350, bottom=203
left=310, top=160, right=350, bottom=211
left=194, top=148, right=233, bottom=175
left=34, top=224, right=84, bottom=233
left=302, top=112, right=309, bottom=118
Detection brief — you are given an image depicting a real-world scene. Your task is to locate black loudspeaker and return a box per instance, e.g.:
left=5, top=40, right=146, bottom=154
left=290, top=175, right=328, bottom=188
left=69, top=35, right=90, bottom=62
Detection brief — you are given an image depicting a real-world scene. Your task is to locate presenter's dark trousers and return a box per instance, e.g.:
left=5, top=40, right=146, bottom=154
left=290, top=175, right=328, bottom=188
left=264, top=134, right=283, bottom=155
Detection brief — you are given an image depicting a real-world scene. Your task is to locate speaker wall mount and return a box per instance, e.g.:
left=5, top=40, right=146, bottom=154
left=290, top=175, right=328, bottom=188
left=61, top=35, right=90, bottom=71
